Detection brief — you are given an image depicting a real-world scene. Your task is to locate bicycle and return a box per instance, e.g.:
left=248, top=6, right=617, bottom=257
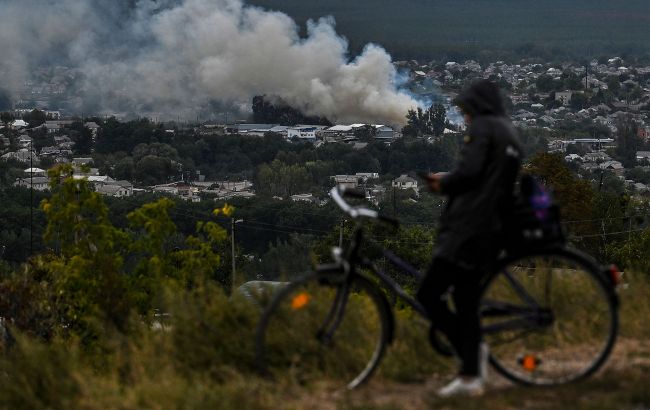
left=255, top=186, right=620, bottom=390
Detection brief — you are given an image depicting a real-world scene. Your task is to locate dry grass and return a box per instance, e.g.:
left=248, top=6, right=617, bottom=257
left=0, top=273, right=647, bottom=409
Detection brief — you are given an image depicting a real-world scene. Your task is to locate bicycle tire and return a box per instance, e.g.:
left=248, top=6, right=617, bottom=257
left=255, top=272, right=392, bottom=390
left=481, top=247, right=618, bottom=386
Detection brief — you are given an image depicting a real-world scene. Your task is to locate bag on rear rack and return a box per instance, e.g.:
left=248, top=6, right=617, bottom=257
left=504, top=174, right=565, bottom=252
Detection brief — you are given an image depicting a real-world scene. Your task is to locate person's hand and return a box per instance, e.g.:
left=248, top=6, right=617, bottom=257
left=425, top=173, right=443, bottom=193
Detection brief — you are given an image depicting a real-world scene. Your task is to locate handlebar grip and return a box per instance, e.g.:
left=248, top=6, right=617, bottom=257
left=378, top=214, right=400, bottom=228
left=342, top=188, right=366, bottom=199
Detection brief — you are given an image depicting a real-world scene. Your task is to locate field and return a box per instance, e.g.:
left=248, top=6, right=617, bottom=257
left=0, top=271, right=648, bottom=409
left=248, top=0, right=650, bottom=60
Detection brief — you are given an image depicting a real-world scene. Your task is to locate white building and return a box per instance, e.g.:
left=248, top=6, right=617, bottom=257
left=94, top=181, right=133, bottom=197
left=332, top=175, right=360, bottom=189
left=290, top=193, right=315, bottom=203
left=84, top=122, right=100, bottom=140
left=1, top=149, right=39, bottom=163
left=555, top=91, right=574, bottom=106
left=287, top=126, right=317, bottom=140
left=14, top=176, right=49, bottom=191
left=11, top=119, right=27, bottom=129
left=636, top=151, right=650, bottom=164
left=392, top=174, right=418, bottom=190
left=356, top=172, right=379, bottom=181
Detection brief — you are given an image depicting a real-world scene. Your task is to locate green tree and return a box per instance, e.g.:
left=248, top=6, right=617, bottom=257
left=23, top=109, right=47, bottom=127
left=606, top=76, right=621, bottom=95
left=0, top=112, right=14, bottom=127
left=34, top=164, right=231, bottom=339
left=402, top=104, right=447, bottom=138
left=353, top=124, right=377, bottom=141
left=535, top=74, right=555, bottom=92
left=569, top=92, right=588, bottom=110
left=113, top=157, right=135, bottom=181
left=69, top=122, right=93, bottom=155
left=134, top=155, right=174, bottom=186
left=255, top=160, right=311, bottom=197
left=614, top=115, right=639, bottom=167
left=526, top=152, right=594, bottom=229
left=40, top=164, right=132, bottom=333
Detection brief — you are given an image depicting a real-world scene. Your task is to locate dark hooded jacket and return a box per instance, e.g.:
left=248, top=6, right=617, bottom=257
left=435, top=80, right=522, bottom=268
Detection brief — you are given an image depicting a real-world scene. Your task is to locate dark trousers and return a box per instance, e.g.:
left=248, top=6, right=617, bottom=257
left=416, top=257, right=483, bottom=376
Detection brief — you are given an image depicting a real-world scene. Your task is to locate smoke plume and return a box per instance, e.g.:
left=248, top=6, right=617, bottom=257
left=0, top=0, right=419, bottom=124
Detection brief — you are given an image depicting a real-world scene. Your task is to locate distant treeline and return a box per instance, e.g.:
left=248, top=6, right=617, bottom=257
left=249, top=0, right=650, bottom=63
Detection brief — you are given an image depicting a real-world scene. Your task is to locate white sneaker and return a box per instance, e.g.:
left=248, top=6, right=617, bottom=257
left=437, top=377, right=485, bottom=397
left=479, top=342, right=489, bottom=381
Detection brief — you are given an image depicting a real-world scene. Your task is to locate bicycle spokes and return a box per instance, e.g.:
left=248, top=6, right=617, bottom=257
left=481, top=252, right=617, bottom=385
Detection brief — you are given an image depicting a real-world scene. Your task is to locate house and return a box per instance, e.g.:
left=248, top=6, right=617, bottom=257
left=214, top=180, right=253, bottom=192
left=584, top=152, right=610, bottom=163
left=374, top=125, right=395, bottom=140
left=44, top=122, right=62, bottom=134
left=40, top=146, right=61, bottom=157
left=54, top=135, right=72, bottom=145
left=555, top=91, right=573, bottom=106
left=14, top=176, right=49, bottom=191
left=631, top=182, right=649, bottom=194
left=84, top=122, right=100, bottom=140
left=73, top=175, right=114, bottom=183
left=24, top=167, right=46, bottom=177
left=600, top=160, right=624, bottom=176
left=1, top=149, right=39, bottom=163
left=290, top=193, right=315, bottom=203
left=323, top=125, right=354, bottom=137
left=392, top=174, right=418, bottom=190
left=355, top=172, right=379, bottom=182
left=287, top=126, right=317, bottom=141
left=152, top=185, right=179, bottom=195
left=11, top=119, right=27, bottom=129
left=225, top=123, right=276, bottom=134
left=565, top=154, right=583, bottom=162
left=636, top=151, right=650, bottom=164
left=332, top=175, right=360, bottom=189
left=18, top=135, right=33, bottom=148
left=72, top=157, right=93, bottom=166
left=94, top=182, right=132, bottom=197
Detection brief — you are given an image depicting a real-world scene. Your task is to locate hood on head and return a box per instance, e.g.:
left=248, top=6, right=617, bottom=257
left=454, top=79, right=505, bottom=116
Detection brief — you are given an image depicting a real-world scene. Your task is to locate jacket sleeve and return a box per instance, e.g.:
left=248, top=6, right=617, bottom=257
left=439, top=120, right=491, bottom=196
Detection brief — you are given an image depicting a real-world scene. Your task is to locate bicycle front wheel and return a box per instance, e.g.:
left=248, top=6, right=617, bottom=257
left=255, top=272, right=391, bottom=390
left=481, top=248, right=618, bottom=386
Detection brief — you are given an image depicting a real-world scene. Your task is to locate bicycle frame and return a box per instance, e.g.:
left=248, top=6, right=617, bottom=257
left=256, top=186, right=621, bottom=388
left=317, top=224, right=559, bottom=340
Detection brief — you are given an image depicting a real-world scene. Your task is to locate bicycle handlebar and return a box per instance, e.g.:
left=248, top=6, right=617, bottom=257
left=330, top=186, right=399, bottom=228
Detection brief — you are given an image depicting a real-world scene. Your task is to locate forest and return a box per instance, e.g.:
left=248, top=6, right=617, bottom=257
left=248, top=0, right=650, bottom=62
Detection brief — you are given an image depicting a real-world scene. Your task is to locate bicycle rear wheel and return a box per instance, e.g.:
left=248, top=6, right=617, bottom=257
left=481, top=248, right=618, bottom=386
left=255, top=272, right=391, bottom=390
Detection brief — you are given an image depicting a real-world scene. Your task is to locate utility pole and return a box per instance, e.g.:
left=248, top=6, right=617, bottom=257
left=231, top=218, right=243, bottom=292
left=29, top=141, right=33, bottom=255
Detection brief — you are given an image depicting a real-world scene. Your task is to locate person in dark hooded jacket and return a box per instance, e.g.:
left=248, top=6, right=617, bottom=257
left=417, top=80, right=522, bottom=397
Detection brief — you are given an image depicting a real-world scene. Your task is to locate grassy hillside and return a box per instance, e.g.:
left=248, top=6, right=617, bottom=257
left=248, top=0, right=650, bottom=61
left=0, top=271, right=648, bottom=409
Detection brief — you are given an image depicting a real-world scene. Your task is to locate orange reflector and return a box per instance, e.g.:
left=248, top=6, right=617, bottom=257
left=291, top=292, right=310, bottom=310
left=521, top=355, right=538, bottom=372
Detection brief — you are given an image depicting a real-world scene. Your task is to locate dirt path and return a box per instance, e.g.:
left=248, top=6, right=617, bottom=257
left=283, top=339, right=650, bottom=410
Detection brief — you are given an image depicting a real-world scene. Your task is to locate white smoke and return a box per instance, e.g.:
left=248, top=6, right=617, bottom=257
left=0, top=0, right=420, bottom=125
